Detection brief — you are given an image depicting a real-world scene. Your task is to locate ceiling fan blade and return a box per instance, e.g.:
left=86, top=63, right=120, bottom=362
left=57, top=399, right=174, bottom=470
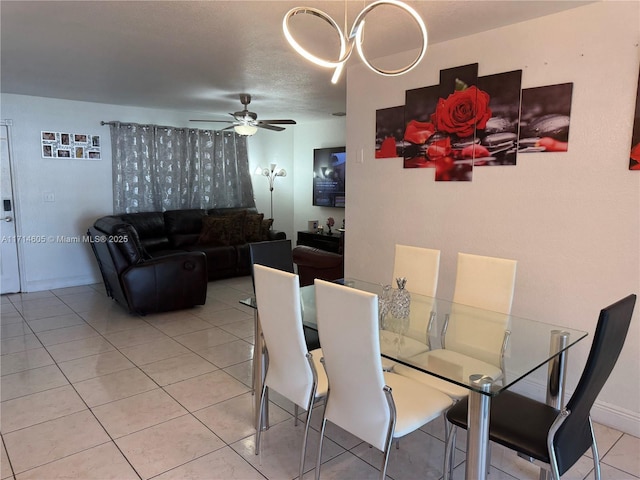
left=257, top=123, right=286, bottom=132
left=190, top=119, right=234, bottom=123
left=259, top=120, right=297, bottom=125
left=220, top=125, right=236, bottom=131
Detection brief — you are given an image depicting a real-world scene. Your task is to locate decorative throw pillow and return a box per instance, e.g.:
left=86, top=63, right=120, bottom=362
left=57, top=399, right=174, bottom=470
left=198, top=216, right=230, bottom=245
left=225, top=211, right=247, bottom=245
left=244, top=213, right=264, bottom=242
left=260, top=218, right=274, bottom=241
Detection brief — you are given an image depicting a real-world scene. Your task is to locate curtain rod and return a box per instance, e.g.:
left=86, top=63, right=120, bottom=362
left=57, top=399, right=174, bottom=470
left=100, top=120, right=193, bottom=129
left=100, top=120, right=232, bottom=133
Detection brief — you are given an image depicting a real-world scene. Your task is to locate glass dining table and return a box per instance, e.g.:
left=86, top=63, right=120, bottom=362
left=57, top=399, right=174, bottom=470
left=241, top=279, right=588, bottom=480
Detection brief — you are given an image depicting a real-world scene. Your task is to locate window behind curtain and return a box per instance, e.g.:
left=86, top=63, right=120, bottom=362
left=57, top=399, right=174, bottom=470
left=110, top=123, right=255, bottom=213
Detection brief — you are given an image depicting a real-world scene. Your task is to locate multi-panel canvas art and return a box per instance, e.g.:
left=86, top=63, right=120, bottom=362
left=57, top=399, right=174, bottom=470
left=519, top=83, right=573, bottom=153
left=375, top=62, right=579, bottom=181
left=630, top=66, right=640, bottom=170
left=375, top=106, right=405, bottom=159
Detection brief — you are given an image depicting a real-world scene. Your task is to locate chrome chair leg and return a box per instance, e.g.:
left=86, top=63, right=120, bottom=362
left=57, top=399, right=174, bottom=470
left=380, top=386, right=397, bottom=480
left=443, top=411, right=450, bottom=442
left=298, top=402, right=315, bottom=480
left=255, top=382, right=268, bottom=455
left=589, top=416, right=601, bottom=480
left=443, top=425, right=457, bottom=480
left=315, top=418, right=328, bottom=480
left=294, top=404, right=299, bottom=427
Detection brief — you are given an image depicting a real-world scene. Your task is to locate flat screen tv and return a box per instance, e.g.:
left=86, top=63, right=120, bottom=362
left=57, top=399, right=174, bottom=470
left=312, top=146, right=346, bottom=208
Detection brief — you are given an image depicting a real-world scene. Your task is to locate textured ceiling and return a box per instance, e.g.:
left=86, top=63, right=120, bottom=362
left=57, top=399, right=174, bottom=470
left=1, top=1, right=592, bottom=123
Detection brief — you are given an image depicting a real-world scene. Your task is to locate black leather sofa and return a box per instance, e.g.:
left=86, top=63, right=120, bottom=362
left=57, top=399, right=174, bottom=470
left=88, top=207, right=285, bottom=314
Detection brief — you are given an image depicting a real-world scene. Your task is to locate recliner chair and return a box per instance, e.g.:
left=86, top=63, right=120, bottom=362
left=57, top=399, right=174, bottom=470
left=88, top=216, right=207, bottom=315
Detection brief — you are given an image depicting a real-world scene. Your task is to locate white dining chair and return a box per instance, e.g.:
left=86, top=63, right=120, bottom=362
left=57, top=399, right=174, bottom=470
left=394, top=252, right=517, bottom=401
left=253, top=265, right=328, bottom=480
left=392, top=244, right=440, bottom=297
left=380, top=245, right=441, bottom=363
left=314, top=279, right=452, bottom=480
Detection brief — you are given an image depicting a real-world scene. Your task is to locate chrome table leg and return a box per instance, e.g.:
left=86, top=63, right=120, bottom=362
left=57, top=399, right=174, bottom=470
left=465, top=375, right=493, bottom=480
left=539, top=330, right=570, bottom=480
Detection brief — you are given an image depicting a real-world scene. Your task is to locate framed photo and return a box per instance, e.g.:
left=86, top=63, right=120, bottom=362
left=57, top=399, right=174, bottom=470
left=41, top=131, right=101, bottom=160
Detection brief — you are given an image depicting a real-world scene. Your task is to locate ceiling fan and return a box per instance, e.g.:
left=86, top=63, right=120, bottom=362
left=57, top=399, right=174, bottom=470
left=191, top=93, right=296, bottom=135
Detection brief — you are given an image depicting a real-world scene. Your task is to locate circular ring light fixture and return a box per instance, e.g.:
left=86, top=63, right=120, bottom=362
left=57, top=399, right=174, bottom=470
left=283, top=1, right=428, bottom=84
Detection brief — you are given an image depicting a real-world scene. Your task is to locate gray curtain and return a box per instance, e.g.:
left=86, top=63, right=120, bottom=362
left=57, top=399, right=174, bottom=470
left=110, top=122, right=255, bottom=213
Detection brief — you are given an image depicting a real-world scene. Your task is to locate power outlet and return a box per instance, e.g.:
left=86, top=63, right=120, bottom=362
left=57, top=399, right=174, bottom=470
left=43, top=192, right=55, bottom=202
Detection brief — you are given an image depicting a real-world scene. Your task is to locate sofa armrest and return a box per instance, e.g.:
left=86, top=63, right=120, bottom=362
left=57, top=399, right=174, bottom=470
left=120, top=252, right=207, bottom=314
left=292, top=246, right=344, bottom=286
left=268, top=229, right=286, bottom=241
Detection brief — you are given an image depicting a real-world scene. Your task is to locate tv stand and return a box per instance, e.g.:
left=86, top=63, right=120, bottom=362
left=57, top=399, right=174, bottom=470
left=296, top=230, right=342, bottom=254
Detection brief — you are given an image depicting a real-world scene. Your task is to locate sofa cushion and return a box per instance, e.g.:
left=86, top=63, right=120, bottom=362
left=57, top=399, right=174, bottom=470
left=261, top=218, right=274, bottom=240
left=184, top=244, right=237, bottom=272
left=113, top=224, right=145, bottom=264
left=171, top=233, right=200, bottom=248
left=164, top=209, right=206, bottom=235
left=226, top=211, right=247, bottom=245
left=198, top=216, right=230, bottom=245
left=208, top=207, right=258, bottom=217
left=119, top=212, right=165, bottom=239
left=244, top=213, right=264, bottom=242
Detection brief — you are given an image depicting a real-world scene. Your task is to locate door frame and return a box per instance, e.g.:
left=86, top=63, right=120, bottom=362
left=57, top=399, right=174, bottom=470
left=1, top=119, right=24, bottom=293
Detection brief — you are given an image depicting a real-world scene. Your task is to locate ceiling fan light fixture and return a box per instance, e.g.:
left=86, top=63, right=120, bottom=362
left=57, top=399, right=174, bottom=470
left=234, top=124, right=258, bottom=136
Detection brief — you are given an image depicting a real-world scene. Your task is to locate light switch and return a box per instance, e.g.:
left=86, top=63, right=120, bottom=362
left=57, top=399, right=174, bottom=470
left=43, top=192, right=55, bottom=202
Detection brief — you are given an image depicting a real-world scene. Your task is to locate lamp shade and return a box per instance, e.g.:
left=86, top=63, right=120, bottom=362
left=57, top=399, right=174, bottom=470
left=234, top=124, right=258, bottom=136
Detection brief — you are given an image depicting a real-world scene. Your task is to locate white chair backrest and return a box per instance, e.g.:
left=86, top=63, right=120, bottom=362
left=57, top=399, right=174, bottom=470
left=444, top=303, right=511, bottom=367
left=453, top=252, right=517, bottom=314
left=447, top=253, right=517, bottom=366
left=254, top=264, right=313, bottom=408
left=392, top=245, right=440, bottom=297
left=315, top=279, right=390, bottom=452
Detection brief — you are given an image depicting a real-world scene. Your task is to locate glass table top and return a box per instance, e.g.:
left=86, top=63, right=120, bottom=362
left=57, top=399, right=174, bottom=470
left=242, top=278, right=588, bottom=396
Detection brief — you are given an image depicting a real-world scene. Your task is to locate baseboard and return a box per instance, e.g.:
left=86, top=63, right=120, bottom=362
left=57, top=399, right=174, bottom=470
left=23, top=274, right=100, bottom=293
left=509, top=377, right=640, bottom=437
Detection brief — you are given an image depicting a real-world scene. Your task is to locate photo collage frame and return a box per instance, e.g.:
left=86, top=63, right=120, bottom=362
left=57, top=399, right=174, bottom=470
left=41, top=131, right=101, bottom=160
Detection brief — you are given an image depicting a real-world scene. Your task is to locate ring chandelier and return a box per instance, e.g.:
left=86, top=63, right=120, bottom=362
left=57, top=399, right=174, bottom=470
left=282, top=0, right=428, bottom=84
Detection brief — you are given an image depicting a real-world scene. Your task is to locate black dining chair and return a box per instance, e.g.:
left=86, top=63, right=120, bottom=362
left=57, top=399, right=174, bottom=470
left=249, top=239, right=320, bottom=350
left=443, top=294, right=636, bottom=480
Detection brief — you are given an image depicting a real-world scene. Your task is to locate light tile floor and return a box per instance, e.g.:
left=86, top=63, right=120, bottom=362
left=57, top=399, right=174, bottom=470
left=1, top=277, right=638, bottom=480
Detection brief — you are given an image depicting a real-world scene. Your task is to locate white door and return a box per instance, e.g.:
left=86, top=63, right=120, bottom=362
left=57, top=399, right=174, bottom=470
left=1, top=124, right=21, bottom=293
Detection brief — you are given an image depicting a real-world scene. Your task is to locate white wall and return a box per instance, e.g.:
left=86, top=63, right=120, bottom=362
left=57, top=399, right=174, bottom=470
left=292, top=118, right=347, bottom=235
left=346, top=2, right=640, bottom=434
left=247, top=127, right=295, bottom=238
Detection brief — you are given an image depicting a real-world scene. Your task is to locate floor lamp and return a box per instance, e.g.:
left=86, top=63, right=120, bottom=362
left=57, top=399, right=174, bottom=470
left=255, top=164, right=286, bottom=224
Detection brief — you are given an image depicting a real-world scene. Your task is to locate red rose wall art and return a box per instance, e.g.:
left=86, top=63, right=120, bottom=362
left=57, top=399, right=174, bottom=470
left=629, top=66, right=640, bottom=170
left=398, top=64, right=524, bottom=181
left=375, top=63, right=583, bottom=182
left=476, top=70, right=523, bottom=166
left=519, top=83, right=573, bottom=153
left=375, top=105, right=405, bottom=159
